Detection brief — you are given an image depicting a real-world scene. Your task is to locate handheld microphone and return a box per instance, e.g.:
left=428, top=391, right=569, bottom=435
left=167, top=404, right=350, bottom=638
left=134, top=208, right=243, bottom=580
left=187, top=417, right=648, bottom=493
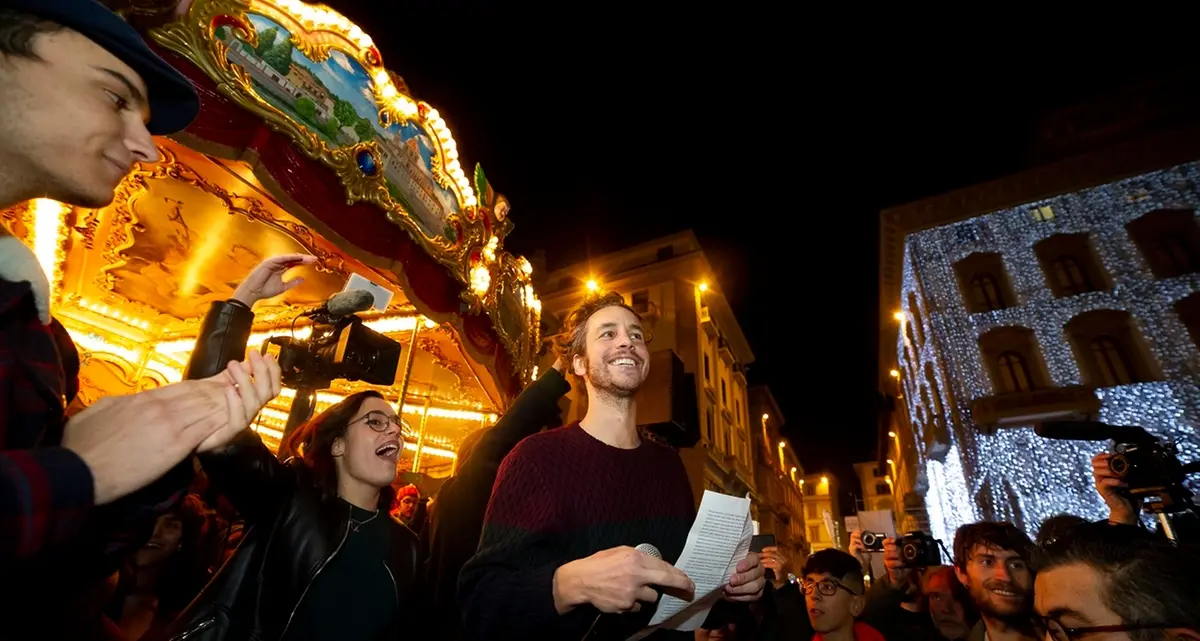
left=306, top=289, right=374, bottom=320
left=580, top=544, right=662, bottom=641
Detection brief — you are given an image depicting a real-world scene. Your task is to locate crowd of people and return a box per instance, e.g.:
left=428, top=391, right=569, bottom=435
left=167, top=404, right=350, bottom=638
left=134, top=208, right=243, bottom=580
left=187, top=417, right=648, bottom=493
left=1, top=1, right=1199, bottom=640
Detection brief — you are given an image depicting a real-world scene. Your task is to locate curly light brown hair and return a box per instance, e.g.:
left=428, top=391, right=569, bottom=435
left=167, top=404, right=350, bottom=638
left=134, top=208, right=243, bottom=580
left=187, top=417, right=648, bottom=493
left=552, top=290, right=642, bottom=375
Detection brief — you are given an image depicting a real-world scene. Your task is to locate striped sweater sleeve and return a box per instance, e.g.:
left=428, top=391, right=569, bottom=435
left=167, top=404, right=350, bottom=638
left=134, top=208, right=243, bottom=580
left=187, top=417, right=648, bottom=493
left=457, top=439, right=586, bottom=638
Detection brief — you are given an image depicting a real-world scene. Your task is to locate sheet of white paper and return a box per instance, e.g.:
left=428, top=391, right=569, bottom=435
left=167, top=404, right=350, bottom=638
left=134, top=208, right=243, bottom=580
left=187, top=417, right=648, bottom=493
left=633, top=490, right=753, bottom=638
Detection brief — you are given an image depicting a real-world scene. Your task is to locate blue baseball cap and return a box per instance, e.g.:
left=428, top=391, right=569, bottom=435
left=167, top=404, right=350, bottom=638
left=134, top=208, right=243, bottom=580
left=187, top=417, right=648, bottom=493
left=2, top=0, right=201, bottom=135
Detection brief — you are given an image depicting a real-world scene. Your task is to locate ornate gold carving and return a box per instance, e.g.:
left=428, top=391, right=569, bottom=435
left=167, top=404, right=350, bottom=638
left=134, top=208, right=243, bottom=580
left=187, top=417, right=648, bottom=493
left=151, top=0, right=540, bottom=380
left=95, top=144, right=350, bottom=325
left=151, top=0, right=466, bottom=260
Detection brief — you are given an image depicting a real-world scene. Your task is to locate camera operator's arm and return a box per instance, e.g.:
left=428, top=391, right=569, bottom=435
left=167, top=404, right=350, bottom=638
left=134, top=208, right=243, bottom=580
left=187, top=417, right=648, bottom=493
left=185, top=254, right=316, bottom=381
left=1092, top=452, right=1141, bottom=525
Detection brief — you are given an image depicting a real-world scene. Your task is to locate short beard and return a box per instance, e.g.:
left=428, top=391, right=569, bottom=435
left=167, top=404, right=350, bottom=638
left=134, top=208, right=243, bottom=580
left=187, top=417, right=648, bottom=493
left=970, top=582, right=1034, bottom=628
left=586, top=354, right=641, bottom=400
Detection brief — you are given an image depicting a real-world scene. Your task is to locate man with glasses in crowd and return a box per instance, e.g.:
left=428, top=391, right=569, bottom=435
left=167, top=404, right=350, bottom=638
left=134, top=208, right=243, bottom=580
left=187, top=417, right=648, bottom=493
left=1033, top=521, right=1200, bottom=641
left=801, top=548, right=885, bottom=641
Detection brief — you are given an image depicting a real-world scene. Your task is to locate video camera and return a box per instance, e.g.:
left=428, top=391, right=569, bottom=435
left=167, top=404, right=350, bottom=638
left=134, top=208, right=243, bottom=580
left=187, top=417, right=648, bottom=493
left=895, top=531, right=942, bottom=569
left=1036, top=421, right=1198, bottom=507
left=1036, top=420, right=1200, bottom=540
left=261, top=289, right=402, bottom=389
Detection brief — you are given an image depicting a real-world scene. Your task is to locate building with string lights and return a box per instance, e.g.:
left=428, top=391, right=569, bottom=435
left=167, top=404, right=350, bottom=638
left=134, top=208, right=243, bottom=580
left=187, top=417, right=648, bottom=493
left=877, top=115, right=1200, bottom=543
left=536, top=231, right=761, bottom=513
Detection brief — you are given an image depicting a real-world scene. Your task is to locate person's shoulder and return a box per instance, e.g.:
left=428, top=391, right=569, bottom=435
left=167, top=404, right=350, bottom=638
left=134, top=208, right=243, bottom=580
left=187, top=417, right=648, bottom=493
left=504, top=422, right=579, bottom=459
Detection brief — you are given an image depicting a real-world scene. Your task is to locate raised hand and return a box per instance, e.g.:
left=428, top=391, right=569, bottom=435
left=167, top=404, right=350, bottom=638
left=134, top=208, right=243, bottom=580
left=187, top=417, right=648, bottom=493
left=882, top=536, right=909, bottom=584
left=197, top=350, right=282, bottom=454
left=231, top=253, right=318, bottom=307
left=760, top=545, right=789, bottom=590
left=553, top=546, right=695, bottom=614
left=1092, top=452, right=1141, bottom=525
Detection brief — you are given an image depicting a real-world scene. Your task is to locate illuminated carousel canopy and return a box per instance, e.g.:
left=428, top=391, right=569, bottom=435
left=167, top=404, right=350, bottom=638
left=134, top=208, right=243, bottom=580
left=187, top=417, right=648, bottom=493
left=3, top=0, right=542, bottom=478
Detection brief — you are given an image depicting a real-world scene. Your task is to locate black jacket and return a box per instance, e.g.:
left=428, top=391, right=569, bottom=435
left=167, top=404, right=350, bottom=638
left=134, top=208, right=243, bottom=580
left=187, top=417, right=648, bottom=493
left=159, top=300, right=423, bottom=641
left=425, top=367, right=569, bottom=641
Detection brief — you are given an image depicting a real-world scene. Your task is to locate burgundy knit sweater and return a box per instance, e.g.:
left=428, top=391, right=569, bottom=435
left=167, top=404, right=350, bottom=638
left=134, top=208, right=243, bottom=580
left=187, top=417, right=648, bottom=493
left=457, top=422, right=703, bottom=640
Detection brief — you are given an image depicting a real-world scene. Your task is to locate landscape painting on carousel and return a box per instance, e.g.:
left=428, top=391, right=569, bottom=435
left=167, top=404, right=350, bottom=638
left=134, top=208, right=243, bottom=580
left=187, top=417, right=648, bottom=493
left=216, top=13, right=461, bottom=242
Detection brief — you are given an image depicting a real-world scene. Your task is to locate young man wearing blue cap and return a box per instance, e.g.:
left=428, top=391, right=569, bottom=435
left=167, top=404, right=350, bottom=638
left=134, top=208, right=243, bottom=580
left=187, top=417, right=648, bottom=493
left=0, top=0, right=275, bottom=580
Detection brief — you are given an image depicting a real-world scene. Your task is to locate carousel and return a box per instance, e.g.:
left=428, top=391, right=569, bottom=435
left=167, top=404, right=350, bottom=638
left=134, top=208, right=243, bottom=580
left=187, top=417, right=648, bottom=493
left=1, top=0, right=542, bottom=481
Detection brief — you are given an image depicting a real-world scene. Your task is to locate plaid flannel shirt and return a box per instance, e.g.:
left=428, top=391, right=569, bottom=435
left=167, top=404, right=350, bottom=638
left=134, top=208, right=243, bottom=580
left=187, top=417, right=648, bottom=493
left=0, top=278, right=94, bottom=561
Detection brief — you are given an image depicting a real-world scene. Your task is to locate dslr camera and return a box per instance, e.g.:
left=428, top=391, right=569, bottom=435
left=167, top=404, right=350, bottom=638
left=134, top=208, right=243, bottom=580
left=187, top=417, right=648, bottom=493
left=896, top=531, right=941, bottom=569
left=860, top=531, right=886, bottom=552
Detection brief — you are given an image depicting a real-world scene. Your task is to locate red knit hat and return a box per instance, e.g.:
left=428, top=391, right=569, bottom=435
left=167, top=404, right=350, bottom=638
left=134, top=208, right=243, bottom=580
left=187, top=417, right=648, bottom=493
left=395, top=484, right=420, bottom=500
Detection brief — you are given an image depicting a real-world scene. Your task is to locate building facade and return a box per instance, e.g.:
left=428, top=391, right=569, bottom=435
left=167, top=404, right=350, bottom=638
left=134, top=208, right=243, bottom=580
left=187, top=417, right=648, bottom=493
left=878, top=397, right=930, bottom=536
left=748, top=386, right=808, bottom=562
left=852, top=461, right=894, bottom=514
left=800, top=473, right=842, bottom=552
left=537, top=232, right=759, bottom=512
left=878, top=124, right=1200, bottom=545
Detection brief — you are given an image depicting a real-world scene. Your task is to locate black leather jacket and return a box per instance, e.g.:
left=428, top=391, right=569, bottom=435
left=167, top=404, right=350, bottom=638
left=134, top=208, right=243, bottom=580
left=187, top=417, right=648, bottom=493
left=159, top=300, right=422, bottom=641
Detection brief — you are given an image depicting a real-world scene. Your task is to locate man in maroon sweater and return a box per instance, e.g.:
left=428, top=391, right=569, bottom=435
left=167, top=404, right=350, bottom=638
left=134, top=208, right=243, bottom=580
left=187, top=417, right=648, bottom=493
left=459, top=291, right=765, bottom=640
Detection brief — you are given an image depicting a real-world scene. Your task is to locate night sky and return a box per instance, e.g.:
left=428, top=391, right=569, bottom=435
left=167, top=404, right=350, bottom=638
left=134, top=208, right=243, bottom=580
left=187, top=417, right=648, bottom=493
left=331, top=3, right=1189, bottom=507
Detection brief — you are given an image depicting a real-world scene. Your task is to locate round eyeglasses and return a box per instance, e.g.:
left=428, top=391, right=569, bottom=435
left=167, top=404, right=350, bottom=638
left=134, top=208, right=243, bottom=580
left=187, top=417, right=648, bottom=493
left=353, top=411, right=403, bottom=432
left=801, top=578, right=858, bottom=597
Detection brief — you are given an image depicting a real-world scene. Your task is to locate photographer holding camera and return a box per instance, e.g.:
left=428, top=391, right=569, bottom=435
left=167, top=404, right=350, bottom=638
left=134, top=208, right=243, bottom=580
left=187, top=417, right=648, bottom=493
left=1091, top=451, right=1200, bottom=539
left=848, top=530, right=944, bottom=640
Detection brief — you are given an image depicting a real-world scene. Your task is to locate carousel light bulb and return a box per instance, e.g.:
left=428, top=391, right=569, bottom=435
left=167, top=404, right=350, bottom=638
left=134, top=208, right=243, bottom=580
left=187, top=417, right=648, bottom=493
left=889, top=369, right=900, bottom=378
left=699, top=282, right=709, bottom=293
left=762, top=413, right=769, bottom=421
left=586, top=279, right=599, bottom=292
left=470, top=264, right=490, bottom=294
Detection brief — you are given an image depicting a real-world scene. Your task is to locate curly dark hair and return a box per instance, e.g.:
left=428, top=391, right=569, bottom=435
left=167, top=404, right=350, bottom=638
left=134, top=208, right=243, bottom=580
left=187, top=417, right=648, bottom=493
left=278, top=390, right=396, bottom=508
left=953, top=521, right=1033, bottom=571
left=552, top=290, right=642, bottom=374
left=0, top=8, right=65, bottom=60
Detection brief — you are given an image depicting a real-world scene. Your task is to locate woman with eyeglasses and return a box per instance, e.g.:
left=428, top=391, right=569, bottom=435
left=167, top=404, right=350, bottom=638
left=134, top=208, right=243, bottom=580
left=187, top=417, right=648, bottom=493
left=154, top=255, right=423, bottom=641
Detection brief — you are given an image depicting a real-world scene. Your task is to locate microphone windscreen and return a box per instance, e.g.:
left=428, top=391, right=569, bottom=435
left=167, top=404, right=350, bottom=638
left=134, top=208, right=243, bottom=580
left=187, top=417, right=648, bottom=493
left=326, top=289, right=375, bottom=317
left=635, top=543, right=662, bottom=560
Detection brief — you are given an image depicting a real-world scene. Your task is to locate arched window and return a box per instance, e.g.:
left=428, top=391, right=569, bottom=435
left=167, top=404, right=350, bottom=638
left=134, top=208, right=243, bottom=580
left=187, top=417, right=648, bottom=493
left=970, top=274, right=1005, bottom=311
left=1035, top=233, right=1108, bottom=298
left=1089, top=336, right=1136, bottom=387
left=1126, top=209, right=1200, bottom=279
left=1052, top=257, right=1092, bottom=296
left=978, top=326, right=1048, bottom=395
left=954, top=252, right=1016, bottom=314
left=1064, top=310, right=1156, bottom=387
left=907, top=292, right=924, bottom=345
left=996, top=351, right=1033, bottom=393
